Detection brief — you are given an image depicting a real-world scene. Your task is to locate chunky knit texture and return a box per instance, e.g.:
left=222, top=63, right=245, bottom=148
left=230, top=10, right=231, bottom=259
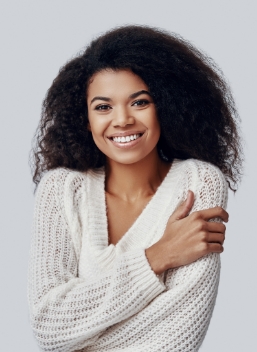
left=28, top=158, right=228, bottom=352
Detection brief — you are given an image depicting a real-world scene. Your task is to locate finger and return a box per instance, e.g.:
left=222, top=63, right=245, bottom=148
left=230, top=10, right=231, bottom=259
left=175, top=190, right=194, bottom=220
left=198, top=207, right=229, bottom=222
left=207, top=242, right=224, bottom=254
left=207, top=232, right=225, bottom=245
left=206, top=222, right=226, bottom=233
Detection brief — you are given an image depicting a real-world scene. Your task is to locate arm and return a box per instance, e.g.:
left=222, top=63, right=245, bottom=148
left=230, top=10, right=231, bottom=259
left=90, top=162, right=228, bottom=351
left=28, top=170, right=165, bottom=352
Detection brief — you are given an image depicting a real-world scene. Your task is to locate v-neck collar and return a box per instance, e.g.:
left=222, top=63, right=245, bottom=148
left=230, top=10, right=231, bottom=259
left=86, top=159, right=185, bottom=257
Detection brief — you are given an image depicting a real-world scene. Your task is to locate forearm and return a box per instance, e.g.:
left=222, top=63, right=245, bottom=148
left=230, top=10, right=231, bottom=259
left=89, top=252, right=220, bottom=352
left=29, top=247, right=165, bottom=352
left=145, top=241, right=168, bottom=275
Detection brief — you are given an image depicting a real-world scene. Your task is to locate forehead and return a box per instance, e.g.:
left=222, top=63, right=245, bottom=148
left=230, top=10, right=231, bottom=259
left=87, top=69, right=148, bottom=99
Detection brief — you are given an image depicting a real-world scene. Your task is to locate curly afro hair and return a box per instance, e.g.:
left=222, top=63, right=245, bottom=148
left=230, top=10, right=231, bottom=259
left=31, top=25, right=243, bottom=190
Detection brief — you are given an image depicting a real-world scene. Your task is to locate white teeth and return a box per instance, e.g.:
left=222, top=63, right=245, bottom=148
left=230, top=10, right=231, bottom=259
left=112, top=134, right=141, bottom=143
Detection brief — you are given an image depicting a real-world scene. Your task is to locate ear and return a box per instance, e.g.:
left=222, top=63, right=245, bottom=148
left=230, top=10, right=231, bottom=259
left=87, top=123, right=91, bottom=132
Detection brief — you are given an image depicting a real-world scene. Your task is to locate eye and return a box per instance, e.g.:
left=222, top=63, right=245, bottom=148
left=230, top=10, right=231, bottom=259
left=132, top=99, right=150, bottom=107
left=95, top=104, right=112, bottom=111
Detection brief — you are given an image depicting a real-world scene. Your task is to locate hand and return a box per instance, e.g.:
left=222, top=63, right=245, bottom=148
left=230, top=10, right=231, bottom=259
left=145, top=191, right=228, bottom=275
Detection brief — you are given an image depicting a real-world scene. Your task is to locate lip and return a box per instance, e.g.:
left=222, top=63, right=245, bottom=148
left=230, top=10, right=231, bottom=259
left=107, top=133, right=144, bottom=149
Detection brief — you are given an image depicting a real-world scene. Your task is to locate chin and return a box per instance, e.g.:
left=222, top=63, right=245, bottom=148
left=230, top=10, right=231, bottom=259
left=107, top=156, right=144, bottom=165
left=105, top=149, right=158, bottom=166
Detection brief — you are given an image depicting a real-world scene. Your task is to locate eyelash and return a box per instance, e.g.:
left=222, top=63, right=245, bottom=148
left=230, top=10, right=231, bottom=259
left=95, top=104, right=111, bottom=111
left=132, top=99, right=150, bottom=106
left=94, top=99, right=150, bottom=111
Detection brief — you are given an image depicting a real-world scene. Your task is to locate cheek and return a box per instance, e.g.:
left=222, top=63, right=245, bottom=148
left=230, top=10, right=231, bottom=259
left=151, top=119, right=161, bottom=147
left=146, top=113, right=161, bottom=137
left=88, top=114, right=104, bottom=136
left=87, top=117, right=109, bottom=153
left=153, top=118, right=161, bottom=133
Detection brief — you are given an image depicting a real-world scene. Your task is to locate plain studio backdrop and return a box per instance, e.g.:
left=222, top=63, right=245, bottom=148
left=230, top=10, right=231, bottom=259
left=1, top=0, right=256, bottom=351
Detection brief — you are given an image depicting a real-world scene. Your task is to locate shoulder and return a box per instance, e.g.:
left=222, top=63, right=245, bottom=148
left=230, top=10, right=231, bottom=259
left=174, top=158, right=227, bottom=184
left=173, top=158, right=228, bottom=207
left=37, top=168, right=85, bottom=189
left=34, top=168, right=85, bottom=211
left=36, top=167, right=102, bottom=195
left=36, top=167, right=105, bottom=209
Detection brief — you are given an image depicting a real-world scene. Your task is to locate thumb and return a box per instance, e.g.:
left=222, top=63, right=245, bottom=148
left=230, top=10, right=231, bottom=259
left=174, top=190, right=194, bottom=220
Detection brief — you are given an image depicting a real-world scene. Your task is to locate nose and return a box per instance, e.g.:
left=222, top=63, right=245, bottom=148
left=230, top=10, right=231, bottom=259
left=112, top=106, right=135, bottom=127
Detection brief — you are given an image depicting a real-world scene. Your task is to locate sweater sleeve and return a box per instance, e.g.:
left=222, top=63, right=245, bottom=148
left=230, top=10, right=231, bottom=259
left=89, top=161, right=228, bottom=352
left=28, top=169, right=165, bottom=352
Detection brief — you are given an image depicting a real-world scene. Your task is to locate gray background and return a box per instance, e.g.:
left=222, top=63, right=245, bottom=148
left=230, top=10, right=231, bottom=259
left=1, top=0, right=256, bottom=350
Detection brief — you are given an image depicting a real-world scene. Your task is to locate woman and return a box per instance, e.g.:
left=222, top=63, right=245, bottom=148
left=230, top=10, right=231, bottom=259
left=29, top=26, right=242, bottom=351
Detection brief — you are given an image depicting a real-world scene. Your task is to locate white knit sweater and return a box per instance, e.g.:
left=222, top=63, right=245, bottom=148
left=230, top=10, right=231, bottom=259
left=28, top=158, right=228, bottom=352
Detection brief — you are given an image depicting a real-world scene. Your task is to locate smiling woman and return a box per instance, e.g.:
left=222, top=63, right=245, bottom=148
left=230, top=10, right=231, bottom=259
left=87, top=70, right=161, bottom=166
left=29, top=25, right=243, bottom=352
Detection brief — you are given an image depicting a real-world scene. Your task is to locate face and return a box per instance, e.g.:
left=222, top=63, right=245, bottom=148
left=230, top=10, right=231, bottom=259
left=87, top=69, right=161, bottom=165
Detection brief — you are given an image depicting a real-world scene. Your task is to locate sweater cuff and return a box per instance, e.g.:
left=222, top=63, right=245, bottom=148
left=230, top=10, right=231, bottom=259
left=122, top=249, right=166, bottom=299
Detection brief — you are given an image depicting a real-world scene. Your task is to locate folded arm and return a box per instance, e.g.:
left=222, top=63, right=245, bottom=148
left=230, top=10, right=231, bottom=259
left=90, top=162, right=228, bottom=351
left=28, top=170, right=165, bottom=352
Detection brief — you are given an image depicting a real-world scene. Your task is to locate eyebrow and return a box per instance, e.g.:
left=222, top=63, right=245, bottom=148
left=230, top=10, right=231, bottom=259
left=129, top=90, right=152, bottom=99
left=90, top=90, right=152, bottom=105
left=90, top=96, right=111, bottom=105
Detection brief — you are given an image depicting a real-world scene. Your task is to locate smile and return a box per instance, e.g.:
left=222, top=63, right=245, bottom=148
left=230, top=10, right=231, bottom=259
left=107, top=132, right=145, bottom=149
left=111, top=134, right=142, bottom=143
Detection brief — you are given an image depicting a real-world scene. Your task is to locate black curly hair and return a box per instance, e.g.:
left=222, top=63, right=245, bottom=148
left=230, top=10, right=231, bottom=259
left=31, top=25, right=243, bottom=190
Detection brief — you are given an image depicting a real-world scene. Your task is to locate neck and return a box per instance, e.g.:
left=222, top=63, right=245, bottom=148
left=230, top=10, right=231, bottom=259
left=105, top=149, right=171, bottom=202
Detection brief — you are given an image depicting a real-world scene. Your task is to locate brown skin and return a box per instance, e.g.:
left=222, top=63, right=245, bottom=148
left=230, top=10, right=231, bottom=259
left=87, top=69, right=228, bottom=276
left=104, top=148, right=170, bottom=245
